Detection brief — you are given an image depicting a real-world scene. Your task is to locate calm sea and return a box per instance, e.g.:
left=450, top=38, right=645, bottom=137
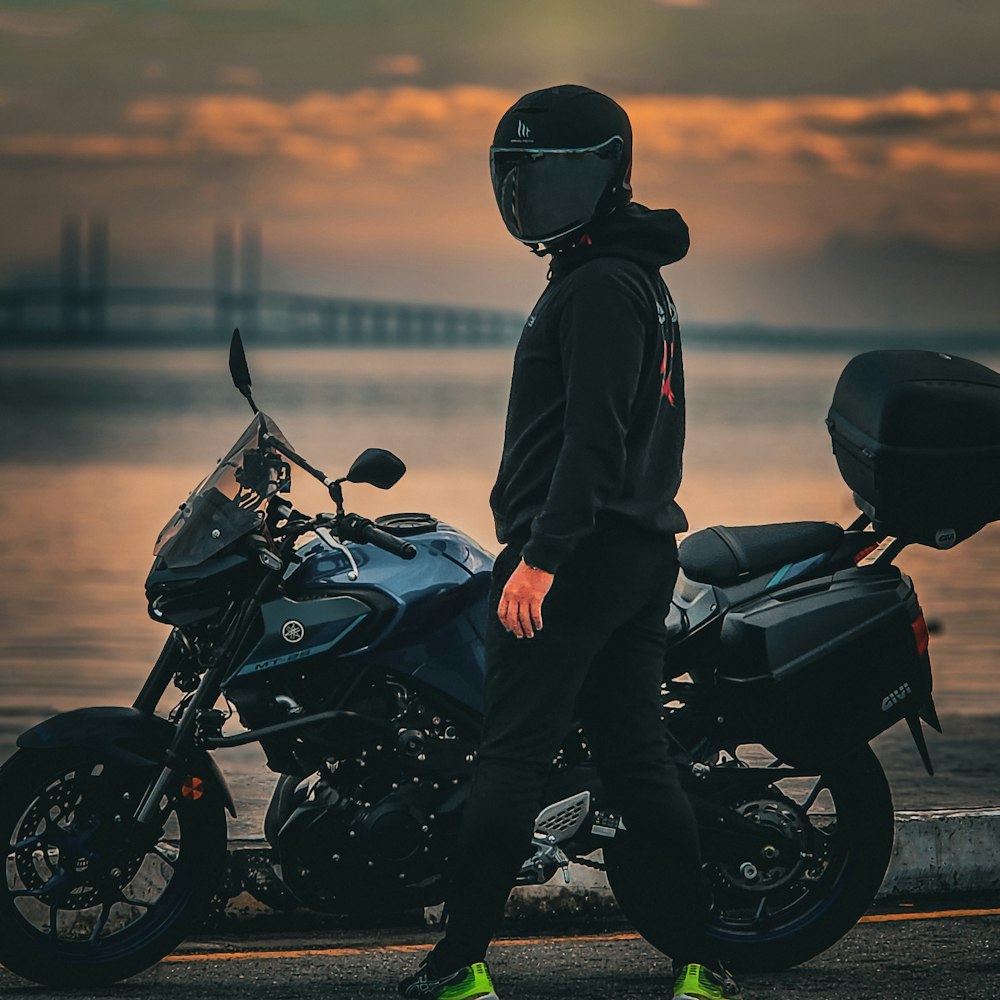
left=1, top=343, right=999, bottom=740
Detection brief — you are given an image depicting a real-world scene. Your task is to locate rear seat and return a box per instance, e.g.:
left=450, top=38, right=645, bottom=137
left=678, top=521, right=844, bottom=586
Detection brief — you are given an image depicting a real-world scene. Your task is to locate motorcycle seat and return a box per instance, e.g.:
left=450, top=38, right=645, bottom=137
left=678, top=521, right=844, bottom=586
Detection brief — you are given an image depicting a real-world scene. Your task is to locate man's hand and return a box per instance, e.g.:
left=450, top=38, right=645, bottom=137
left=497, top=559, right=555, bottom=639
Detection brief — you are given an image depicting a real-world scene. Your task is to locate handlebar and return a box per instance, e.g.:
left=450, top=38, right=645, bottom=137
left=338, top=512, right=417, bottom=560
left=269, top=508, right=417, bottom=561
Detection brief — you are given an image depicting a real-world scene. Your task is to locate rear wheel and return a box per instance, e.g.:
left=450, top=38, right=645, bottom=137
left=0, top=749, right=228, bottom=986
left=603, top=744, right=894, bottom=972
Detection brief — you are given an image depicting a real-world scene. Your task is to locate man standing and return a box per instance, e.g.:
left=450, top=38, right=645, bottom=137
left=400, top=85, right=745, bottom=1000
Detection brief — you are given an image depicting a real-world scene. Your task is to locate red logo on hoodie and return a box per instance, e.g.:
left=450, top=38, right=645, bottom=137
left=660, top=340, right=676, bottom=405
left=657, top=296, right=677, bottom=406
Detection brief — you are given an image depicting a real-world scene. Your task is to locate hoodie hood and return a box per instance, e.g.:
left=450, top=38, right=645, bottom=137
left=548, top=202, right=689, bottom=278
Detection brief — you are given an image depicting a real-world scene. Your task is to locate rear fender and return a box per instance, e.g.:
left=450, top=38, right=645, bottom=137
left=16, top=706, right=236, bottom=816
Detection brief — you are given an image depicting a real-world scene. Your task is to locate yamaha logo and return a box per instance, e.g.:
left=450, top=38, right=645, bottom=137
left=881, top=682, right=912, bottom=712
left=281, top=620, right=305, bottom=644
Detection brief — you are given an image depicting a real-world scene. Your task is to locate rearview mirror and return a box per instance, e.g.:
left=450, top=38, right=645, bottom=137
left=229, top=328, right=258, bottom=414
left=345, top=448, right=406, bottom=489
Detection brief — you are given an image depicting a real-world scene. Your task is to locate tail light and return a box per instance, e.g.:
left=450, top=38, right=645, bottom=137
left=911, top=610, right=930, bottom=657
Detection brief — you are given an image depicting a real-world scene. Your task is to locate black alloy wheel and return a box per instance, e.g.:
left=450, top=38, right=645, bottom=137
left=602, top=744, right=895, bottom=972
left=0, top=748, right=228, bottom=986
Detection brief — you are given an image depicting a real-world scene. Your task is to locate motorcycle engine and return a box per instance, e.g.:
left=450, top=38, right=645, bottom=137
left=273, top=680, right=474, bottom=913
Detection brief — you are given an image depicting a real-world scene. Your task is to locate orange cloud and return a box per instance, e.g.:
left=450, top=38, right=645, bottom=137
left=370, top=54, right=424, bottom=78
left=2, top=85, right=998, bottom=184
left=628, top=88, right=1000, bottom=178
left=112, top=85, right=509, bottom=171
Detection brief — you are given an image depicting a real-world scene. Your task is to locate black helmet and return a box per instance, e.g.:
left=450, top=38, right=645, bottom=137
left=489, top=84, right=632, bottom=248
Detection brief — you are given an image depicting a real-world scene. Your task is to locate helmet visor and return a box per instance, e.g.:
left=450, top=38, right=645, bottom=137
left=489, top=137, right=624, bottom=244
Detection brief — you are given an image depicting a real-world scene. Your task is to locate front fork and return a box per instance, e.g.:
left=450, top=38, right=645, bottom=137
left=132, top=630, right=184, bottom=714
left=130, top=592, right=263, bottom=827
left=132, top=656, right=229, bottom=825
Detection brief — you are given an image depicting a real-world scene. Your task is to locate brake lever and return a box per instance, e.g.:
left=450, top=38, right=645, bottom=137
left=315, top=525, right=360, bottom=580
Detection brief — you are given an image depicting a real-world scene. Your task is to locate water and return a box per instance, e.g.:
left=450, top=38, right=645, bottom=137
left=2, top=343, right=999, bottom=734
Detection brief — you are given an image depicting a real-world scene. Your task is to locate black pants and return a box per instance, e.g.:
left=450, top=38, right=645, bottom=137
left=431, top=518, right=712, bottom=972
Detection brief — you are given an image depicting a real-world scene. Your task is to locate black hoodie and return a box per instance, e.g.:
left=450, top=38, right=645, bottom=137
left=489, top=202, right=690, bottom=573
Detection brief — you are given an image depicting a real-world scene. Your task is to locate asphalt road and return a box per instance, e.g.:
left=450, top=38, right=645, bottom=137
left=1, top=899, right=997, bottom=1000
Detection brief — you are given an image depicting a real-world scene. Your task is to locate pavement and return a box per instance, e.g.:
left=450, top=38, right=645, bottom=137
left=1, top=895, right=997, bottom=999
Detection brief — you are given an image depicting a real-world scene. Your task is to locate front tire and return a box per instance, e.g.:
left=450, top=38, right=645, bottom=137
left=0, top=748, right=228, bottom=986
left=603, top=744, right=894, bottom=972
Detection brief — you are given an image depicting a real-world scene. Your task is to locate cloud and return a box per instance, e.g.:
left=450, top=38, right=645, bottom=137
left=0, top=7, right=98, bottom=38
left=370, top=54, right=424, bottom=78
left=217, top=66, right=263, bottom=89
left=823, top=229, right=1000, bottom=270
left=188, top=0, right=273, bottom=8
left=1, top=85, right=997, bottom=183
left=0, top=133, right=174, bottom=161
left=808, top=228, right=1000, bottom=328
left=112, top=86, right=510, bottom=172
left=627, top=88, right=1000, bottom=178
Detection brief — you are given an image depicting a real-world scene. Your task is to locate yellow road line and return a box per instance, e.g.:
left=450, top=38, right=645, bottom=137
left=858, top=906, right=1000, bottom=924
left=164, top=911, right=999, bottom=964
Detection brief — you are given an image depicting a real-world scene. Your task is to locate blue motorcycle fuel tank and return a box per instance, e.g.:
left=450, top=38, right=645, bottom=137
left=227, top=518, right=494, bottom=712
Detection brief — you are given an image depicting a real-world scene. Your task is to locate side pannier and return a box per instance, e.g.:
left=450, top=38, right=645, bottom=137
left=716, top=565, right=933, bottom=766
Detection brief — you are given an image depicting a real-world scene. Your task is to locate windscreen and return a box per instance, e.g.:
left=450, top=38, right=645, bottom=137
left=153, top=412, right=292, bottom=570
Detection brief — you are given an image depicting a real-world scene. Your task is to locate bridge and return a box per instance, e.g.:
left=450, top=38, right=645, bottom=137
left=0, top=217, right=524, bottom=346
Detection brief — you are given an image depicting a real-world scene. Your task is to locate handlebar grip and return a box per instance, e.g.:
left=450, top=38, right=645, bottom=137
left=359, top=523, right=417, bottom=560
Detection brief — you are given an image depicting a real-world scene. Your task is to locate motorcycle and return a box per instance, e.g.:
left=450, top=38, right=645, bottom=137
left=3, top=333, right=994, bottom=987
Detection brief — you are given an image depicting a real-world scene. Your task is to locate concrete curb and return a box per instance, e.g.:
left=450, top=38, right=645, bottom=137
left=882, top=809, right=1000, bottom=896
left=218, top=809, right=1000, bottom=923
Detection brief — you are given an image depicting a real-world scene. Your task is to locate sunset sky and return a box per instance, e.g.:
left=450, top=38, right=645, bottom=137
left=1, top=0, right=998, bottom=330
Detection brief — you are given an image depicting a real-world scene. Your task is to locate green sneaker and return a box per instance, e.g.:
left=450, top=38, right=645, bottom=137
left=398, top=957, right=498, bottom=999
left=672, top=962, right=745, bottom=1000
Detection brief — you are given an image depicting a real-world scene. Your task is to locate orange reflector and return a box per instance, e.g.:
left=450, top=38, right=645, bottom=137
left=911, top=612, right=930, bottom=657
left=181, top=775, right=205, bottom=801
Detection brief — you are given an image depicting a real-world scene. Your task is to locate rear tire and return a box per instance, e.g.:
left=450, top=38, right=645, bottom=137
left=0, top=748, right=228, bottom=986
left=604, top=744, right=894, bottom=972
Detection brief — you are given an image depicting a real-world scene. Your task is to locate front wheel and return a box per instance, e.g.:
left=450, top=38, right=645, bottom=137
left=0, top=748, right=228, bottom=986
left=603, top=744, right=895, bottom=972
